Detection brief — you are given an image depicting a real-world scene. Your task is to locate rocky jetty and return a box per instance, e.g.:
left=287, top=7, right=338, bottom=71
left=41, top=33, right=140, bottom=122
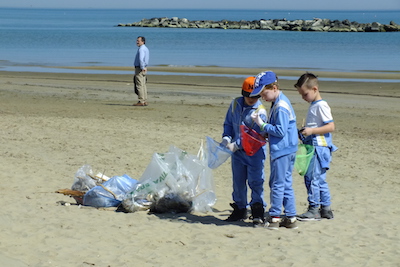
left=117, top=17, right=399, bottom=32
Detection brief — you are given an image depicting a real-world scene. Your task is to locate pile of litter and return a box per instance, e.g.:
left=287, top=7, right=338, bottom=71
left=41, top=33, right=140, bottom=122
left=56, top=143, right=219, bottom=214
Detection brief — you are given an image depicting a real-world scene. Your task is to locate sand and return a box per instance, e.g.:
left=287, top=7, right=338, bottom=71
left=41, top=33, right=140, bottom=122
left=0, top=67, right=399, bottom=266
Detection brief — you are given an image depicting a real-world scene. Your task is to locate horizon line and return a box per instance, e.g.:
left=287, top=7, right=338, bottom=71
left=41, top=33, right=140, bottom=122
left=0, top=7, right=399, bottom=12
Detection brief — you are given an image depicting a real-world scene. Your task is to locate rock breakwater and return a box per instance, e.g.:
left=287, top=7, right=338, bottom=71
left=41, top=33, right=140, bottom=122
left=117, top=17, right=399, bottom=32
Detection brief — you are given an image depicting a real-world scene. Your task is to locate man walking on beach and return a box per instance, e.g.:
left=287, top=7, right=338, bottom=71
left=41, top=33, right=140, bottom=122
left=133, top=36, right=149, bottom=106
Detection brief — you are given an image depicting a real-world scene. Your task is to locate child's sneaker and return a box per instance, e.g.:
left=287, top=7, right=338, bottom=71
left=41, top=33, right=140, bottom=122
left=266, top=217, right=281, bottom=230
left=225, top=203, right=247, bottom=222
left=296, top=205, right=321, bottom=221
left=250, top=203, right=265, bottom=228
left=320, top=206, right=334, bottom=219
left=280, top=217, right=298, bottom=229
left=252, top=217, right=266, bottom=228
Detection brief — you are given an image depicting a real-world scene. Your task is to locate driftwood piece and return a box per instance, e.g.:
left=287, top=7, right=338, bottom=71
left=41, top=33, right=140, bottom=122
left=55, top=188, right=86, bottom=197
left=56, top=188, right=85, bottom=205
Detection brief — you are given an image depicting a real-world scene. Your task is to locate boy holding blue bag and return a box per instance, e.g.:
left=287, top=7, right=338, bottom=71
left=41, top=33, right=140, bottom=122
left=294, top=72, right=338, bottom=221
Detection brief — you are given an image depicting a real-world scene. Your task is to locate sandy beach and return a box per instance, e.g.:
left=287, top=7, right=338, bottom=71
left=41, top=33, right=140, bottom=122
left=0, top=67, right=399, bottom=267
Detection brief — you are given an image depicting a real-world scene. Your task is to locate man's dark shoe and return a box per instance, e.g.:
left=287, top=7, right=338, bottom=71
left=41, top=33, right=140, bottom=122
left=133, top=102, right=147, bottom=106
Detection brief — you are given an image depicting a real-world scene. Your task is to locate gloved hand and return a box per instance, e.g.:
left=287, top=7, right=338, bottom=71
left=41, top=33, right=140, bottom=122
left=221, top=136, right=231, bottom=147
left=227, top=142, right=238, bottom=153
left=251, top=111, right=265, bottom=127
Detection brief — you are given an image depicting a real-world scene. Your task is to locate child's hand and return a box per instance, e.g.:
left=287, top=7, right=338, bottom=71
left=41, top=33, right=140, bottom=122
left=221, top=136, right=231, bottom=147
left=227, top=142, right=238, bottom=153
left=251, top=112, right=264, bottom=127
left=301, top=127, right=313, bottom=137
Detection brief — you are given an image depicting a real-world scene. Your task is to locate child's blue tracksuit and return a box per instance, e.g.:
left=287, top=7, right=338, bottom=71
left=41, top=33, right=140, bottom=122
left=223, top=97, right=267, bottom=209
left=302, top=99, right=338, bottom=207
left=263, top=92, right=298, bottom=217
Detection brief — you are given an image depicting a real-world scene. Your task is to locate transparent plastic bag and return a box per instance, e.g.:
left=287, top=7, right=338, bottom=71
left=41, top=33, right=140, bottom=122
left=170, top=144, right=216, bottom=213
left=122, top=143, right=216, bottom=213
left=71, top=164, right=97, bottom=192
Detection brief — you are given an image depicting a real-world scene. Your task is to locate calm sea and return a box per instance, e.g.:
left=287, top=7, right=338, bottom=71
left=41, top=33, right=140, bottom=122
left=0, top=8, right=399, bottom=75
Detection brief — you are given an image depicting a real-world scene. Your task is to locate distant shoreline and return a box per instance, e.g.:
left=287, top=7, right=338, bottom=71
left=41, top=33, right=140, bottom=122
left=2, top=66, right=400, bottom=98
left=2, top=65, right=399, bottom=81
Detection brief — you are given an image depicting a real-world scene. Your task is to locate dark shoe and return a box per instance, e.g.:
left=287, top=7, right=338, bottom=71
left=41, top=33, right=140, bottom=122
left=266, top=217, right=281, bottom=230
left=133, top=102, right=147, bottom=106
left=225, top=203, right=247, bottom=222
left=320, top=206, right=334, bottom=219
left=297, top=205, right=321, bottom=221
left=250, top=202, right=265, bottom=228
left=280, top=217, right=298, bottom=229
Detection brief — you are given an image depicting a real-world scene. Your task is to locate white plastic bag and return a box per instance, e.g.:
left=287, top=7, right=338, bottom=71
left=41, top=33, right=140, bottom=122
left=122, top=143, right=216, bottom=213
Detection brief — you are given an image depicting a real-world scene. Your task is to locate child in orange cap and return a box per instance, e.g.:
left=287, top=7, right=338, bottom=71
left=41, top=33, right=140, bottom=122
left=221, top=76, right=268, bottom=227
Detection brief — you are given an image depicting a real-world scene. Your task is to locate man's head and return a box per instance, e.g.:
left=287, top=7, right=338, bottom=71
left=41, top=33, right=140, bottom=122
left=136, top=36, right=145, bottom=47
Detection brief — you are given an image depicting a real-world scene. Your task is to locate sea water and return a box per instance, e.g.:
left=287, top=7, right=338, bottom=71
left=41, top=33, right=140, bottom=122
left=0, top=8, right=399, bottom=73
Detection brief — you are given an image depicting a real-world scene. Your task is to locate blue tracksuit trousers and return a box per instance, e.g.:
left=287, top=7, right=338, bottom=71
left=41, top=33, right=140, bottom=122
left=304, top=146, right=332, bottom=207
left=268, top=152, right=297, bottom=217
left=231, top=149, right=265, bottom=209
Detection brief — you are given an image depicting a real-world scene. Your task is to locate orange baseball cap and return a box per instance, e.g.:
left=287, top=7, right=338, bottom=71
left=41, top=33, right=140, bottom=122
left=242, top=76, right=256, bottom=97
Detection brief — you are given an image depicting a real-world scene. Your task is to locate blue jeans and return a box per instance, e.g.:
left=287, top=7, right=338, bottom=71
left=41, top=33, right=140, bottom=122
left=304, top=146, right=332, bottom=207
left=268, top=152, right=297, bottom=217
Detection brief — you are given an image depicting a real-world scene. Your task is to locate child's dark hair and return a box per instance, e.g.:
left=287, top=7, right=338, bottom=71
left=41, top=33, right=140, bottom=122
left=294, top=72, right=318, bottom=89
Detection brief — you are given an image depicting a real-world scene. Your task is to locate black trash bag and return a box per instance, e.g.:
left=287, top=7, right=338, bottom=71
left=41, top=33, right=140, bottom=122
left=150, top=192, right=193, bottom=214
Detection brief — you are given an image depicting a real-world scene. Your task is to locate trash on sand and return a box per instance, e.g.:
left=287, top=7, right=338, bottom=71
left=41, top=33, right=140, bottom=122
left=121, top=143, right=216, bottom=214
left=83, top=174, right=138, bottom=208
left=57, top=141, right=216, bottom=214
left=56, top=164, right=135, bottom=207
left=150, top=192, right=193, bottom=214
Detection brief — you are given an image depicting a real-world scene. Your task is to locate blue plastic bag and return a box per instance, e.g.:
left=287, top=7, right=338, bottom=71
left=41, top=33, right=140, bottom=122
left=206, top=136, right=233, bottom=169
left=83, top=174, right=138, bottom=208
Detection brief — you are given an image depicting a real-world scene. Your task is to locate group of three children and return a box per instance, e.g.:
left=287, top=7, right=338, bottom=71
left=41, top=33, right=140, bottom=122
left=221, top=71, right=337, bottom=229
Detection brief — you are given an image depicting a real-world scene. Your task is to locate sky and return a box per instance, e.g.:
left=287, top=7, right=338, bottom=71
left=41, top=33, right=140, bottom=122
left=1, top=0, right=400, bottom=10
